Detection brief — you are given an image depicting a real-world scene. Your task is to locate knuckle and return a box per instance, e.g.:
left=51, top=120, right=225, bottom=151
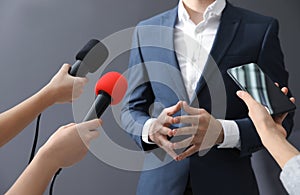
left=199, top=108, right=207, bottom=114
left=162, top=108, right=168, bottom=115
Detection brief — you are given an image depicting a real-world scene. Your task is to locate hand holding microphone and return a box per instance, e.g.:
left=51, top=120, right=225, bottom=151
left=43, top=39, right=109, bottom=105
left=5, top=71, right=128, bottom=195
left=38, top=119, right=102, bottom=169
left=0, top=38, right=108, bottom=147
left=43, top=64, right=88, bottom=105
left=3, top=39, right=111, bottom=195
left=5, top=119, right=102, bottom=195
left=69, top=39, right=108, bottom=77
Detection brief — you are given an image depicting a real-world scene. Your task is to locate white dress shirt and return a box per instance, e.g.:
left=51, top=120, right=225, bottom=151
left=142, top=0, right=241, bottom=149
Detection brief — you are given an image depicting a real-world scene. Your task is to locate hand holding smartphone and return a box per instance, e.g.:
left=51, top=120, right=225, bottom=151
left=227, top=63, right=296, bottom=115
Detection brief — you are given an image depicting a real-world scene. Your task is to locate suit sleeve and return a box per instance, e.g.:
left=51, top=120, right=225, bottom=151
left=121, top=26, right=158, bottom=151
left=236, top=18, right=295, bottom=157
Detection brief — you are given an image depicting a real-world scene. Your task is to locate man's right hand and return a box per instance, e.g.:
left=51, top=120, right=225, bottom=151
left=148, top=101, right=183, bottom=159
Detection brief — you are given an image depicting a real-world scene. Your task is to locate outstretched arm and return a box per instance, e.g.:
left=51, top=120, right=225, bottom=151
left=5, top=119, right=101, bottom=195
left=0, top=64, right=88, bottom=147
left=236, top=90, right=299, bottom=168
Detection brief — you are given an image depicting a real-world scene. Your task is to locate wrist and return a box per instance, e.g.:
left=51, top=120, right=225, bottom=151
left=258, top=124, right=280, bottom=145
left=216, top=129, right=224, bottom=145
left=36, top=147, right=60, bottom=172
left=40, top=84, right=57, bottom=106
left=261, top=131, right=299, bottom=168
left=260, top=130, right=284, bottom=148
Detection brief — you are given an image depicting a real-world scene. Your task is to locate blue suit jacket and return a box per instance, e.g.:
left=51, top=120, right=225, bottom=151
left=121, top=3, right=294, bottom=195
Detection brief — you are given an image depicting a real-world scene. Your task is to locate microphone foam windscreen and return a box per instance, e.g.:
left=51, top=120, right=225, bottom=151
left=76, top=39, right=109, bottom=73
left=95, top=72, right=128, bottom=105
left=76, top=39, right=100, bottom=61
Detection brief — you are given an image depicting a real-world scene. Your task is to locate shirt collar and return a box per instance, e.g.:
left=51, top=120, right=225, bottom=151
left=178, top=0, right=226, bottom=22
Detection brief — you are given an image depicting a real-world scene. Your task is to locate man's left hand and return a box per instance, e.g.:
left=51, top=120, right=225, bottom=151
left=172, top=102, right=224, bottom=161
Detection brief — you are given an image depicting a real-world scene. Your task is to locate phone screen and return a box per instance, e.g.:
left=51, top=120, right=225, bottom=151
left=227, top=63, right=296, bottom=115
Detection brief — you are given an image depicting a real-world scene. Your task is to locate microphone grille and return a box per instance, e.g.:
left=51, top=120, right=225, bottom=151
left=95, top=72, right=128, bottom=105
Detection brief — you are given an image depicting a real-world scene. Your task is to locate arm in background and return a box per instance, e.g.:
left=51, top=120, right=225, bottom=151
left=5, top=119, right=101, bottom=195
left=0, top=64, right=88, bottom=147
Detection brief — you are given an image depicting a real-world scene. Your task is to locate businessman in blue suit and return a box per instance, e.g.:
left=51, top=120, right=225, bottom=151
left=121, top=0, right=294, bottom=194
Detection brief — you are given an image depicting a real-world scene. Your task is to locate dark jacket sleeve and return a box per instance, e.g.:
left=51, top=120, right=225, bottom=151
left=236, top=18, right=295, bottom=157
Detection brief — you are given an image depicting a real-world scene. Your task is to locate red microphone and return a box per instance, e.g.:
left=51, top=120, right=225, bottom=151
left=83, top=72, right=128, bottom=121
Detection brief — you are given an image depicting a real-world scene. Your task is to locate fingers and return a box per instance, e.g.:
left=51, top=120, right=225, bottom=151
left=85, top=130, right=100, bottom=142
left=281, top=87, right=288, bottom=95
left=173, top=136, right=193, bottom=150
left=176, top=145, right=198, bottom=161
left=61, top=63, right=89, bottom=84
left=161, top=115, right=177, bottom=125
left=62, top=123, right=76, bottom=129
left=72, top=77, right=89, bottom=99
left=275, top=85, right=296, bottom=105
left=161, top=126, right=174, bottom=137
left=76, top=119, right=102, bottom=132
left=274, top=83, right=293, bottom=100
left=173, top=115, right=200, bottom=125
left=151, top=126, right=174, bottom=137
left=60, top=63, right=71, bottom=73
left=75, top=119, right=102, bottom=146
left=290, top=97, right=296, bottom=104
left=157, top=136, right=177, bottom=159
left=182, top=101, right=205, bottom=115
left=277, top=86, right=296, bottom=104
left=173, top=126, right=197, bottom=136
left=236, top=90, right=258, bottom=108
left=159, top=101, right=184, bottom=125
left=164, top=101, right=183, bottom=116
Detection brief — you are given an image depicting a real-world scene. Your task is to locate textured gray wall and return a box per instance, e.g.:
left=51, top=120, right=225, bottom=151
left=0, top=0, right=299, bottom=195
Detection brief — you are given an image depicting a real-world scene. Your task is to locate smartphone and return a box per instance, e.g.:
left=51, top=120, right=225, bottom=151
left=227, top=63, right=296, bottom=115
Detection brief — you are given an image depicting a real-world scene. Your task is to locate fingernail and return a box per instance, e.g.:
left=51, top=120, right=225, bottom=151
left=236, top=91, right=242, bottom=96
left=172, top=129, right=177, bottom=135
left=173, top=118, right=180, bottom=123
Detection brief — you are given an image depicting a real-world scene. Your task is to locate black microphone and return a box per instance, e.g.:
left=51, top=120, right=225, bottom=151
left=69, top=39, right=109, bottom=77
left=83, top=72, right=128, bottom=121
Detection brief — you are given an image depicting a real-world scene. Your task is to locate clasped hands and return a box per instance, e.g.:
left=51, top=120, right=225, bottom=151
left=148, top=101, right=224, bottom=161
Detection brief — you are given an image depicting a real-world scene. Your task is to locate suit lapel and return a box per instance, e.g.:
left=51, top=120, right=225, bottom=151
left=151, top=7, right=191, bottom=161
left=160, top=7, right=190, bottom=103
left=191, top=3, right=241, bottom=104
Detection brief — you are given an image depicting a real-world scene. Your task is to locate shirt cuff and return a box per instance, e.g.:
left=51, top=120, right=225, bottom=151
left=142, top=118, right=157, bottom=144
left=217, top=119, right=241, bottom=149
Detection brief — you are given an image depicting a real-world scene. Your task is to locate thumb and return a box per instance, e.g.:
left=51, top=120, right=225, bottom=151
left=75, top=76, right=89, bottom=85
left=86, top=131, right=100, bottom=143
left=76, top=119, right=102, bottom=132
left=236, top=90, right=257, bottom=109
left=60, top=63, right=71, bottom=74
left=165, top=101, right=183, bottom=115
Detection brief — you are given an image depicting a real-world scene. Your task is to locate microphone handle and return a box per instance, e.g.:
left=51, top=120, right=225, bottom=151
left=83, top=91, right=111, bottom=121
left=69, top=60, right=89, bottom=77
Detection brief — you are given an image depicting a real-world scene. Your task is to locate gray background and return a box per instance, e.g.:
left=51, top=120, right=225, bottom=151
left=0, top=0, right=299, bottom=194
